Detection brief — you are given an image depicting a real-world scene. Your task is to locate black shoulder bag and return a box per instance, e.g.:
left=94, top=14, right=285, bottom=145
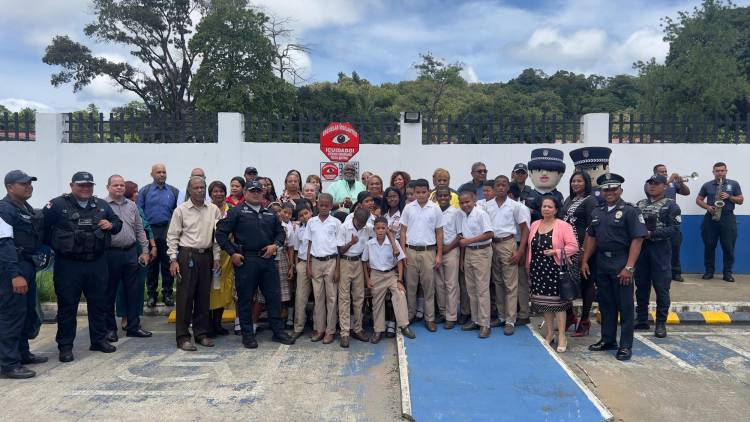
left=559, top=248, right=580, bottom=302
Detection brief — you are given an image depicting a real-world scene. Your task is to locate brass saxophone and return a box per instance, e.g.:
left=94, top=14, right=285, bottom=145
left=712, top=178, right=725, bottom=222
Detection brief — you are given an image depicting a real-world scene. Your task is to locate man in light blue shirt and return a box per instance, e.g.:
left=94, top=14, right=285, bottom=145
left=327, top=163, right=365, bottom=212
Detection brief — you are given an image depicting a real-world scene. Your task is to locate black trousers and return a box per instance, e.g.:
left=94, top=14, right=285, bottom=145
left=54, top=255, right=108, bottom=349
left=701, top=213, right=737, bottom=274
left=235, top=255, right=284, bottom=337
left=670, top=229, right=682, bottom=278
left=635, top=241, right=672, bottom=323
left=0, top=259, right=37, bottom=371
left=175, top=250, right=212, bottom=343
left=596, top=253, right=634, bottom=348
left=105, top=247, right=141, bottom=333
left=147, top=224, right=173, bottom=297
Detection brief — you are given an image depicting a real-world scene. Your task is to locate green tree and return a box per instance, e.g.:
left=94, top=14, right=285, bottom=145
left=412, top=53, right=466, bottom=116
left=43, top=0, right=206, bottom=114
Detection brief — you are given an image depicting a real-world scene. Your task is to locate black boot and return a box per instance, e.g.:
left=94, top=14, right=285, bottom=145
left=654, top=322, right=667, bottom=338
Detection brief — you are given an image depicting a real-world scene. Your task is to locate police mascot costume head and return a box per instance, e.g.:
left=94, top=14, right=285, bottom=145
left=528, top=148, right=566, bottom=193
left=569, top=147, right=612, bottom=188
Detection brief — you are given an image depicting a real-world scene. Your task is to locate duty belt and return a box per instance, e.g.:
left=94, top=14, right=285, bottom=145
left=406, top=244, right=436, bottom=251
left=339, top=254, right=361, bottom=261
left=600, top=250, right=627, bottom=258
left=492, top=235, right=514, bottom=243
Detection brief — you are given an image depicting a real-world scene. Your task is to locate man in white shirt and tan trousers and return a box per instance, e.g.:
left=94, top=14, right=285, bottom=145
left=400, top=179, right=444, bottom=332
left=167, top=176, right=222, bottom=351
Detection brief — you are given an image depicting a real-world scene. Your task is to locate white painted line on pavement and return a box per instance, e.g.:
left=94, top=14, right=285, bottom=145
left=669, top=331, right=750, bottom=336
left=634, top=333, right=696, bottom=371
left=396, top=331, right=414, bottom=421
left=528, top=327, right=614, bottom=422
left=705, top=336, right=750, bottom=360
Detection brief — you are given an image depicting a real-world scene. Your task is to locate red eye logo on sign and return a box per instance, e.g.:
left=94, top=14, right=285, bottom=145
left=320, top=163, right=340, bottom=181
left=320, top=122, right=359, bottom=162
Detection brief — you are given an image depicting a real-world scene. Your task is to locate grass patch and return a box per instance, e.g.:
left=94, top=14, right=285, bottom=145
left=36, top=270, right=56, bottom=302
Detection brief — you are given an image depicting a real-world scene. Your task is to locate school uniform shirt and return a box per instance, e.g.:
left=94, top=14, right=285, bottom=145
left=400, top=200, right=444, bottom=246
left=336, top=219, right=371, bottom=257
left=344, top=211, right=376, bottom=233
left=291, top=223, right=309, bottom=260
left=460, top=206, right=493, bottom=247
left=484, top=197, right=527, bottom=238
left=303, top=214, right=342, bottom=257
left=385, top=209, right=402, bottom=240
left=440, top=206, right=462, bottom=245
left=363, top=236, right=406, bottom=271
left=514, top=204, right=531, bottom=242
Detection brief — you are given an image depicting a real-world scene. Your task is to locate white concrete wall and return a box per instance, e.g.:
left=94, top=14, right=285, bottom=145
left=3, top=112, right=749, bottom=216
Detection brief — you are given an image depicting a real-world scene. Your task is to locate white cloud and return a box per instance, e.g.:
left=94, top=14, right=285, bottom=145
left=516, top=27, right=608, bottom=62
left=252, top=0, right=365, bottom=32
left=461, top=66, right=480, bottom=83
left=0, top=98, right=53, bottom=112
left=609, top=27, right=669, bottom=68
left=76, top=76, right=139, bottom=109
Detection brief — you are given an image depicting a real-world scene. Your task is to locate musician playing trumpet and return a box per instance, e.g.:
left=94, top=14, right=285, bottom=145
left=653, top=164, right=691, bottom=282
left=696, top=162, right=744, bottom=282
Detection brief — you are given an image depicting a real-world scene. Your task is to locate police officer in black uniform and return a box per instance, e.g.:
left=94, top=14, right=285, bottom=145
left=0, top=170, right=48, bottom=379
left=582, top=173, right=647, bottom=361
left=634, top=175, right=681, bottom=338
left=215, top=180, right=294, bottom=349
left=43, top=171, right=123, bottom=362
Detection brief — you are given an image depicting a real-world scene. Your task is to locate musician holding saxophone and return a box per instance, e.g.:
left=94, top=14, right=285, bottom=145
left=696, top=162, right=744, bottom=282
left=654, top=164, right=692, bottom=282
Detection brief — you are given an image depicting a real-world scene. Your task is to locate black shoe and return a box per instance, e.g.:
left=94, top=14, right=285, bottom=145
left=90, top=342, right=117, bottom=353
left=243, top=335, right=258, bottom=349
left=434, top=314, right=446, bottom=324
left=515, top=317, right=531, bottom=326
left=461, top=321, right=479, bottom=331
left=634, top=322, right=650, bottom=331
left=615, top=347, right=632, bottom=361
left=490, top=318, right=505, bottom=328
left=1, top=366, right=35, bottom=379
left=457, top=314, right=470, bottom=325
left=59, top=349, right=74, bottom=363
left=702, top=273, right=714, bottom=280
left=589, top=340, right=618, bottom=352
left=163, top=293, right=174, bottom=307
left=272, top=332, right=295, bottom=345
left=444, top=321, right=455, bottom=330
left=105, top=330, right=119, bottom=343
left=723, top=273, right=735, bottom=282
left=385, top=328, right=396, bottom=338
left=654, top=322, right=667, bottom=338
left=672, top=275, right=684, bottom=282
left=21, top=353, right=48, bottom=365
left=340, top=336, right=350, bottom=348
left=215, top=326, right=230, bottom=336
left=401, top=326, right=416, bottom=339
left=146, top=296, right=157, bottom=308
left=126, top=328, right=153, bottom=338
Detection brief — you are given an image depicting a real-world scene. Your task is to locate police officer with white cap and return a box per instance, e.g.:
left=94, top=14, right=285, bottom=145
left=581, top=173, right=647, bottom=361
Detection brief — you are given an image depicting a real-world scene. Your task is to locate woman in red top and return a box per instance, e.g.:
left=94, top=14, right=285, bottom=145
left=226, top=176, right=245, bottom=207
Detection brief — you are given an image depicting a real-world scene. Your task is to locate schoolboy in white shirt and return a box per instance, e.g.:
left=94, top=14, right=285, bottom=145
left=304, top=193, right=341, bottom=344
left=291, top=204, right=313, bottom=340
left=434, top=187, right=462, bottom=329
left=399, top=179, right=444, bottom=332
left=458, top=190, right=495, bottom=338
left=364, top=217, right=416, bottom=343
left=336, top=209, right=372, bottom=348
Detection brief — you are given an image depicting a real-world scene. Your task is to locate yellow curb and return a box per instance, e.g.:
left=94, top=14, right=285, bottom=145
left=167, top=309, right=236, bottom=323
left=650, top=311, right=680, bottom=324
left=700, top=311, right=732, bottom=324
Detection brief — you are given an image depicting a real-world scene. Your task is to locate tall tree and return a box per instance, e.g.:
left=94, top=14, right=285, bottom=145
left=412, top=53, right=465, bottom=117
left=43, top=0, right=205, bottom=114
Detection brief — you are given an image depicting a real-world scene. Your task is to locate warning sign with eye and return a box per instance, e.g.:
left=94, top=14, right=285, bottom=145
left=320, top=122, right=360, bottom=162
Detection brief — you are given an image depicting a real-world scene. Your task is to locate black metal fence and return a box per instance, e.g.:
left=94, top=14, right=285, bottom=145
left=243, top=113, right=399, bottom=144
left=422, top=114, right=581, bottom=144
left=609, top=113, right=750, bottom=144
left=64, top=112, right=218, bottom=143
left=1, top=112, right=35, bottom=141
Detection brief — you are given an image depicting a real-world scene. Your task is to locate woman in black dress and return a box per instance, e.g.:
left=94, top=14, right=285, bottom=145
left=561, top=171, right=598, bottom=337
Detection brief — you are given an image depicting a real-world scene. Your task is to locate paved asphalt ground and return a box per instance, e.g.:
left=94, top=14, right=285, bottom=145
left=2, top=275, right=748, bottom=421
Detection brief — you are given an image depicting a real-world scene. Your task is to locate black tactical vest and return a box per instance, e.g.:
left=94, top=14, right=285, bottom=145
left=51, top=195, right=110, bottom=260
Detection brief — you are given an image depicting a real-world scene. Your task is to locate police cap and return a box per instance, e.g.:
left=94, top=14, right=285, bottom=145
left=71, top=171, right=95, bottom=185
left=597, top=173, right=625, bottom=189
left=245, top=180, right=263, bottom=191
left=512, top=163, right=528, bottom=173
left=4, top=170, right=37, bottom=185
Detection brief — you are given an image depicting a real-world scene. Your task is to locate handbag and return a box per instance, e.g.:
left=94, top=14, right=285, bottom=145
left=558, top=248, right=580, bottom=302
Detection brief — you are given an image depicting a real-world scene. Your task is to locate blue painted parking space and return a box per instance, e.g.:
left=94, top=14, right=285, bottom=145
left=404, top=324, right=610, bottom=421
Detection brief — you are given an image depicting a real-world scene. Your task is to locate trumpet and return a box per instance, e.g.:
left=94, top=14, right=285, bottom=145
left=680, top=172, right=699, bottom=182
